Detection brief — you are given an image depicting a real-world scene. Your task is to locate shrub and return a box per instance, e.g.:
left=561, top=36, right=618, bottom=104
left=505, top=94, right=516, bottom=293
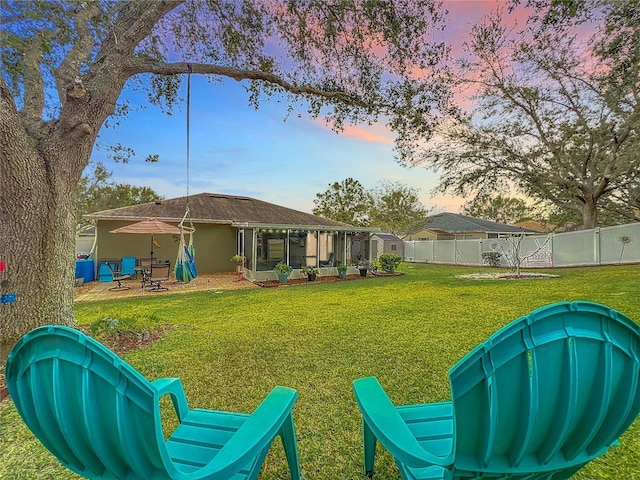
left=481, top=251, right=503, bottom=267
left=379, top=254, right=402, bottom=272
left=300, top=265, right=319, bottom=275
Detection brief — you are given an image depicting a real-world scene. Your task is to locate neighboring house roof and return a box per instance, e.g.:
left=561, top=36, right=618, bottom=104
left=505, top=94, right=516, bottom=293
left=84, top=193, right=372, bottom=231
left=512, top=220, right=552, bottom=233
left=421, top=212, right=539, bottom=234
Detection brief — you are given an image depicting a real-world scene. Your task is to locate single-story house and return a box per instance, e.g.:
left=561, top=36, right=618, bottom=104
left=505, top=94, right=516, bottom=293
left=84, top=193, right=375, bottom=281
left=406, top=212, right=540, bottom=240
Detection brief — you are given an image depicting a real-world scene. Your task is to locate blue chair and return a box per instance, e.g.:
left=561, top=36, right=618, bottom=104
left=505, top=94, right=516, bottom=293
left=6, top=326, right=302, bottom=480
left=353, top=301, right=640, bottom=480
left=120, top=256, right=137, bottom=276
left=97, top=258, right=117, bottom=283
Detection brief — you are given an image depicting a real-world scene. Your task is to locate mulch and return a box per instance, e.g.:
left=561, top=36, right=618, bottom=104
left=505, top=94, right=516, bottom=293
left=255, top=271, right=402, bottom=287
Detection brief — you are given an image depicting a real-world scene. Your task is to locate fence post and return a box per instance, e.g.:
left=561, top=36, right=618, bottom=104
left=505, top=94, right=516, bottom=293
left=453, top=238, right=457, bottom=264
left=595, top=228, right=601, bottom=265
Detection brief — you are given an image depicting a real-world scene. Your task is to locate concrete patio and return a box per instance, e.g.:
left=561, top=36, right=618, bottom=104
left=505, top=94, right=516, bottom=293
left=74, top=272, right=257, bottom=302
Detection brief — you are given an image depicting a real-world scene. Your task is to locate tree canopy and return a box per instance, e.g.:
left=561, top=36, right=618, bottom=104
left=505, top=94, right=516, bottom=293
left=369, top=181, right=428, bottom=237
left=312, top=178, right=372, bottom=227
left=313, top=178, right=428, bottom=236
left=415, top=0, right=639, bottom=229
left=462, top=195, right=533, bottom=225
left=76, top=162, right=162, bottom=228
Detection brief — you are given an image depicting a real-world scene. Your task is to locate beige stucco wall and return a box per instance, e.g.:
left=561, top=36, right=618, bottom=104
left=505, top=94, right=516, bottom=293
left=95, top=220, right=237, bottom=273
left=406, top=229, right=454, bottom=240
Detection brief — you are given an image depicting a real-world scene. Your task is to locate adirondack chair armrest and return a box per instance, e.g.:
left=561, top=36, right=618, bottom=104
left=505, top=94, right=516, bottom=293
left=192, top=386, right=299, bottom=480
left=152, top=378, right=190, bottom=422
left=353, top=376, right=453, bottom=468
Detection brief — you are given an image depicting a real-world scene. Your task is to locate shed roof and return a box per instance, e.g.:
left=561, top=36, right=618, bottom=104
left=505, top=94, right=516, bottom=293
left=422, top=213, right=539, bottom=234
left=84, top=193, right=371, bottom=231
left=373, top=233, right=403, bottom=241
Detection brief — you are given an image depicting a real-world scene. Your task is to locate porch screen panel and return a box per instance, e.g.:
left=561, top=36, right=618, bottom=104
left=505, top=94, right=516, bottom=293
left=318, top=232, right=335, bottom=265
left=243, top=228, right=253, bottom=271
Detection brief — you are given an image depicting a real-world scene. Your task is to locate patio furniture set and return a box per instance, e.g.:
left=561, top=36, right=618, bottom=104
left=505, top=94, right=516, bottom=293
left=5, top=301, right=640, bottom=480
left=98, top=257, right=171, bottom=292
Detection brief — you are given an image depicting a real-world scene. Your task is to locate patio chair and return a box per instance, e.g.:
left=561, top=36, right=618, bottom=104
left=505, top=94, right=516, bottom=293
left=97, top=258, right=118, bottom=283
left=320, top=252, right=335, bottom=267
left=120, top=256, right=137, bottom=277
left=138, top=256, right=156, bottom=286
left=106, top=262, right=131, bottom=291
left=353, top=301, right=640, bottom=480
left=5, top=325, right=303, bottom=480
left=147, top=262, right=171, bottom=291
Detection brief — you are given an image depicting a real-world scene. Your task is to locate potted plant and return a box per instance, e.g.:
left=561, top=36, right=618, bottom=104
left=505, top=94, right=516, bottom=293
left=230, top=254, right=245, bottom=264
left=273, top=261, right=292, bottom=283
left=230, top=255, right=245, bottom=281
left=300, top=265, right=319, bottom=281
left=357, top=259, right=374, bottom=277
left=336, top=264, right=348, bottom=279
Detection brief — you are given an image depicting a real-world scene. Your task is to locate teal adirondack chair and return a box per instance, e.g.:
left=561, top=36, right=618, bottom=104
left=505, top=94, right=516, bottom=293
left=353, top=301, right=640, bottom=480
left=6, top=325, right=302, bottom=480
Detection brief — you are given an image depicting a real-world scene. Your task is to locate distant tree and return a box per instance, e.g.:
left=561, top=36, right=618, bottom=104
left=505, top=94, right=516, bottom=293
left=76, top=162, right=162, bottom=228
left=463, top=195, right=533, bottom=225
left=369, top=181, right=428, bottom=237
left=1, top=1, right=453, bottom=343
left=312, top=178, right=372, bottom=227
left=417, top=1, right=640, bottom=230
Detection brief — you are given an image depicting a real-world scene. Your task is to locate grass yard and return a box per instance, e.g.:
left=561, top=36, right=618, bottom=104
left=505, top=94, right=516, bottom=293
left=1, top=263, right=639, bottom=479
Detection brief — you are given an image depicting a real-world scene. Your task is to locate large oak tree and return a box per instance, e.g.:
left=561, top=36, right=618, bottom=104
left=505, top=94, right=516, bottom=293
left=415, top=1, right=639, bottom=230
left=0, top=0, right=451, bottom=344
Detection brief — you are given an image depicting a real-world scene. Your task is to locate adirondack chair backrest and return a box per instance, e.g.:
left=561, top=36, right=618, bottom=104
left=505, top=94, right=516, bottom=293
left=449, top=301, right=640, bottom=477
left=6, top=325, right=172, bottom=479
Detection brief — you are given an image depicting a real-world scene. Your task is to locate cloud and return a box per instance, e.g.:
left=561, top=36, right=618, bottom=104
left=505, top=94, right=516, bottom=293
left=340, top=124, right=394, bottom=144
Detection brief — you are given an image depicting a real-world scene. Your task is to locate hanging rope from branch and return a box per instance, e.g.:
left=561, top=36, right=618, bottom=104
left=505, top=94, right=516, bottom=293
left=176, top=64, right=197, bottom=283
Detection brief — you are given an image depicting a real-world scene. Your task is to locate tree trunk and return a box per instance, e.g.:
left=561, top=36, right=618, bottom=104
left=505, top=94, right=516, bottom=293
left=582, top=198, right=598, bottom=230
left=1, top=122, right=79, bottom=354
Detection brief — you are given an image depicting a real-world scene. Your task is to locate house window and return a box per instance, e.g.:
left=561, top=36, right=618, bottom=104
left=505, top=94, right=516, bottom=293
left=391, top=244, right=397, bottom=251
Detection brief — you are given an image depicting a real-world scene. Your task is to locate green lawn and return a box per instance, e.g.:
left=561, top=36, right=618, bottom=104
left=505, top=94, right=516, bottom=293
left=1, top=264, right=639, bottom=479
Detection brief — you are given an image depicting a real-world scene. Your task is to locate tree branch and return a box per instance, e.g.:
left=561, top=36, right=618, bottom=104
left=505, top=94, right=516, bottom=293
left=19, top=30, right=54, bottom=130
left=55, top=1, right=102, bottom=104
left=123, top=59, right=368, bottom=107
left=93, top=0, right=183, bottom=63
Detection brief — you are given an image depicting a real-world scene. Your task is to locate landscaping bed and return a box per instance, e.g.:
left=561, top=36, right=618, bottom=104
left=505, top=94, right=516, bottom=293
left=456, top=272, right=559, bottom=280
left=255, top=272, right=402, bottom=287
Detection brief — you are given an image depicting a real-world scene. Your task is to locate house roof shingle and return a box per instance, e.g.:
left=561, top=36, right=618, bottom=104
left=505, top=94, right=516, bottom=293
left=84, top=193, right=368, bottom=230
left=422, top=213, right=539, bottom=234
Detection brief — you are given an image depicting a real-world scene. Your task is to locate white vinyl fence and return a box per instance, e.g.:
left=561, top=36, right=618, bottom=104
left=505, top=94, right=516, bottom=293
left=403, top=223, right=640, bottom=268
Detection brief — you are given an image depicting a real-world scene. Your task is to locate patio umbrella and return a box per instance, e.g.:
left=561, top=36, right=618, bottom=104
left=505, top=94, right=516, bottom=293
left=110, top=219, right=180, bottom=259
